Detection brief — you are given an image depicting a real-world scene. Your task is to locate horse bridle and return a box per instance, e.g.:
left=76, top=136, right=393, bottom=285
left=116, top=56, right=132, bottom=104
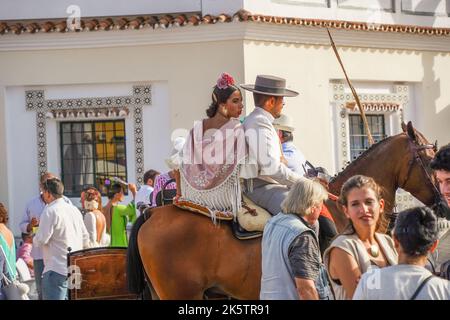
left=400, top=136, right=446, bottom=217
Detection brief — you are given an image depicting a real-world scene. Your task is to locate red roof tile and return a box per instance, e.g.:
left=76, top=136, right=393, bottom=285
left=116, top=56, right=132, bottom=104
left=0, top=9, right=448, bottom=36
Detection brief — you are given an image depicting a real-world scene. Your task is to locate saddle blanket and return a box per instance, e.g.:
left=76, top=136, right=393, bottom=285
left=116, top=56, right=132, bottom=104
left=174, top=196, right=271, bottom=232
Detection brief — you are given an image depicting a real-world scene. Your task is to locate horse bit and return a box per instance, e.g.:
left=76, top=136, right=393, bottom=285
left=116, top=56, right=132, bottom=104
left=400, top=137, right=449, bottom=219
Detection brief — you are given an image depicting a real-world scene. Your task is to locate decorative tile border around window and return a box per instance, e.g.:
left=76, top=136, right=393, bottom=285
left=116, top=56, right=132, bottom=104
left=45, top=107, right=130, bottom=119
left=345, top=102, right=400, bottom=112
left=331, top=81, right=416, bottom=212
left=25, top=85, right=151, bottom=186
left=331, top=81, right=408, bottom=168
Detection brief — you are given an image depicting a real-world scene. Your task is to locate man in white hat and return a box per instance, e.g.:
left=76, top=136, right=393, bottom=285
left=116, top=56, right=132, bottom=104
left=240, top=75, right=305, bottom=215
left=273, top=114, right=307, bottom=176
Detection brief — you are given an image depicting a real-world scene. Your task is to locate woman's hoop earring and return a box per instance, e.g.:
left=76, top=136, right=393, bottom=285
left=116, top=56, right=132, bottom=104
left=221, top=107, right=228, bottom=118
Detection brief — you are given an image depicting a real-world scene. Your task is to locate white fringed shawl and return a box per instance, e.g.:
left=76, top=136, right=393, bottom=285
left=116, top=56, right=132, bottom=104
left=180, top=119, right=247, bottom=222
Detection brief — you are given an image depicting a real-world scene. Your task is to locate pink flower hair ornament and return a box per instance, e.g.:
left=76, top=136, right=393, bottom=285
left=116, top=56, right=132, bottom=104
left=216, top=73, right=235, bottom=89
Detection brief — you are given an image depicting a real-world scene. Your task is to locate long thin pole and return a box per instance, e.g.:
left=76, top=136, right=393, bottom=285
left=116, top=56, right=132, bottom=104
left=327, top=28, right=375, bottom=146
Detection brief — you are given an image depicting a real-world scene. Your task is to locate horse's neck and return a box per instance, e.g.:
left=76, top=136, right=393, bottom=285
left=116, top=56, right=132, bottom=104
left=330, top=166, right=397, bottom=202
left=329, top=138, right=402, bottom=211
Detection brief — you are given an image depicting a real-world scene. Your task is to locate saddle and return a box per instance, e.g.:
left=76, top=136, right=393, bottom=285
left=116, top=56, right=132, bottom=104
left=155, top=178, right=177, bottom=206
left=174, top=196, right=272, bottom=240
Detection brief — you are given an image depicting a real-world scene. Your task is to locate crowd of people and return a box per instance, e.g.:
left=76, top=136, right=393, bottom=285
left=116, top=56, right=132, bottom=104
left=0, top=72, right=449, bottom=300
left=170, top=72, right=450, bottom=300
left=0, top=170, right=158, bottom=300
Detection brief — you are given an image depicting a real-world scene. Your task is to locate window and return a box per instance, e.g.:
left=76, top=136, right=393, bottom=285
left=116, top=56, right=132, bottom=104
left=60, top=120, right=127, bottom=197
left=349, top=114, right=386, bottom=161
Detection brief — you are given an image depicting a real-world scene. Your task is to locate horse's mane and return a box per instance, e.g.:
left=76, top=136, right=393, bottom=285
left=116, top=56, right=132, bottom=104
left=412, top=129, right=430, bottom=146
left=330, top=133, right=402, bottom=184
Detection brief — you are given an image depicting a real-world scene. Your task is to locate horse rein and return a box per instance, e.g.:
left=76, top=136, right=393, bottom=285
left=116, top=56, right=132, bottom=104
left=400, top=136, right=442, bottom=208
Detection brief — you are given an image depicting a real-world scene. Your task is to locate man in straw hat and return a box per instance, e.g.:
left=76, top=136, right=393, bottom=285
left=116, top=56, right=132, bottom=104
left=240, top=75, right=306, bottom=216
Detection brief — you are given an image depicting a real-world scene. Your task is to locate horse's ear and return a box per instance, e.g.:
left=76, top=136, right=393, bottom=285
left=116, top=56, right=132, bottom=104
left=406, top=121, right=417, bottom=141
left=401, top=122, right=407, bottom=133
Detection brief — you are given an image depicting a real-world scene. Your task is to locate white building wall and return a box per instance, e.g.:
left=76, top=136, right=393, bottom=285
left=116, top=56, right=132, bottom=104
left=2, top=83, right=172, bottom=234
left=0, top=0, right=202, bottom=20
left=402, top=0, right=448, bottom=16
left=0, top=39, right=244, bottom=236
left=202, top=0, right=244, bottom=15
left=420, top=52, right=450, bottom=139
left=4, top=86, right=39, bottom=236
left=243, top=40, right=335, bottom=171
left=142, top=81, right=171, bottom=177
left=244, top=0, right=450, bottom=27
left=0, top=89, right=8, bottom=211
left=0, top=22, right=448, bottom=236
left=1, top=0, right=449, bottom=27
left=243, top=39, right=450, bottom=174
left=2, top=81, right=174, bottom=235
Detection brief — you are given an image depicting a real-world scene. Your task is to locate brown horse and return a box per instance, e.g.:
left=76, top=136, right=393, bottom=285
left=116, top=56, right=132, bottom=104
left=327, top=121, right=440, bottom=233
left=128, top=122, right=440, bottom=299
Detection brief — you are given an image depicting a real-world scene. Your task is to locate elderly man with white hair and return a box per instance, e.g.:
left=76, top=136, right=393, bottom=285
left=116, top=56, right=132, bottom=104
left=260, top=178, right=334, bottom=300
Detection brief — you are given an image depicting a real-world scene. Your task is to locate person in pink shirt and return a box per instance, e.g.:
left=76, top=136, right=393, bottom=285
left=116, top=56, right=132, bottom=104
left=151, top=171, right=177, bottom=207
left=17, top=232, right=34, bottom=277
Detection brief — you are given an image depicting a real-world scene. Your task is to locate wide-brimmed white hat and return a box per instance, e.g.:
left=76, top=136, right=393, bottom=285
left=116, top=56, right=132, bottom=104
left=273, top=114, right=295, bottom=132
left=165, top=136, right=186, bottom=170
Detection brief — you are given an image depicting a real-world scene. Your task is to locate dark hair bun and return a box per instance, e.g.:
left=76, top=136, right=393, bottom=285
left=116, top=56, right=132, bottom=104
left=205, top=84, right=241, bottom=118
left=206, top=102, right=218, bottom=118
left=394, top=206, right=438, bottom=257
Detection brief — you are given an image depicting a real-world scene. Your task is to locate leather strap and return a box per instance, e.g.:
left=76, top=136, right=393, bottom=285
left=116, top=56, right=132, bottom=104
left=0, top=244, right=14, bottom=279
left=242, top=204, right=257, bottom=216
left=410, top=275, right=434, bottom=300
left=157, top=178, right=176, bottom=206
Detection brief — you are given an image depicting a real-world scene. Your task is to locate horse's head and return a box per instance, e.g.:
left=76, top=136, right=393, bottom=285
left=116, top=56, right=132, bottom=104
left=399, top=122, right=443, bottom=213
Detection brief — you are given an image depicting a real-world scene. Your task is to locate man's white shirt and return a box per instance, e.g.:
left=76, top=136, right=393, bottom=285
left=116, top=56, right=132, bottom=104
left=20, top=195, right=73, bottom=260
left=33, top=198, right=90, bottom=276
left=243, top=107, right=302, bottom=185
left=135, top=185, right=154, bottom=205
